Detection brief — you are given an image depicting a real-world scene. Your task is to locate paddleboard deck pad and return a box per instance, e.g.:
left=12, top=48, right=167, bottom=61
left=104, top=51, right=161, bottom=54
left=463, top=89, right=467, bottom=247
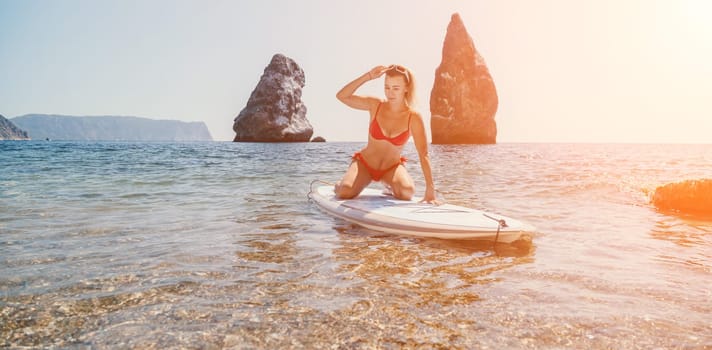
left=308, top=185, right=533, bottom=243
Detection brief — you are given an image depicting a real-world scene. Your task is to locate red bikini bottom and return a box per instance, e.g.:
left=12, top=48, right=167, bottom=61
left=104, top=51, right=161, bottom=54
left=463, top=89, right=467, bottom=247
left=352, top=152, right=407, bottom=181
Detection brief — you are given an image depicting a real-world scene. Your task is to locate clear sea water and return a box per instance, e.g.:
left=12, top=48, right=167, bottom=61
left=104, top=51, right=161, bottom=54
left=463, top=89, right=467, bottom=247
left=1, top=141, right=710, bottom=349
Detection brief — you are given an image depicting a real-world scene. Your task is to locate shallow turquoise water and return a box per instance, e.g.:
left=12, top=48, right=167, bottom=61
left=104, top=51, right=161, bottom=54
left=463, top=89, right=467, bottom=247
left=1, top=141, right=710, bottom=348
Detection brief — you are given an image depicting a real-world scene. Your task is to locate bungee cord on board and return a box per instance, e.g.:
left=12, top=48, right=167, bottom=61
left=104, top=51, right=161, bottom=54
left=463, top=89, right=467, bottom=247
left=308, top=179, right=335, bottom=201
left=483, top=213, right=508, bottom=246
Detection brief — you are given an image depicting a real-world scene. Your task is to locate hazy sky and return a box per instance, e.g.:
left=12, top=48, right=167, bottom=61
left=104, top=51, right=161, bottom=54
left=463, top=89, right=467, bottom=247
left=2, top=0, right=711, bottom=143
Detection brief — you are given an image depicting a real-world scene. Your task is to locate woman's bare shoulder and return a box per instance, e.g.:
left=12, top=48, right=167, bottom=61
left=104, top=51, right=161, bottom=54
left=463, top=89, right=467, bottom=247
left=365, top=97, right=386, bottom=111
left=408, top=110, right=424, bottom=122
left=369, top=97, right=386, bottom=106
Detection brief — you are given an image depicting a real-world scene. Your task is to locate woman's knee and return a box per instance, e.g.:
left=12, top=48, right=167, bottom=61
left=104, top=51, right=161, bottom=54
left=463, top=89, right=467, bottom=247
left=335, top=182, right=358, bottom=199
left=393, top=182, right=414, bottom=200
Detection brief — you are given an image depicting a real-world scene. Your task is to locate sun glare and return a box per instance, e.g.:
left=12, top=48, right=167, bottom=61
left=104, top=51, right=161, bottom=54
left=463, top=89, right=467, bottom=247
left=680, top=1, right=712, bottom=38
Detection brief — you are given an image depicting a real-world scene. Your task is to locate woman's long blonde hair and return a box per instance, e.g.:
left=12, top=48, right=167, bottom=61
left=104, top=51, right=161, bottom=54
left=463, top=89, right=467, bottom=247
left=385, top=64, right=417, bottom=107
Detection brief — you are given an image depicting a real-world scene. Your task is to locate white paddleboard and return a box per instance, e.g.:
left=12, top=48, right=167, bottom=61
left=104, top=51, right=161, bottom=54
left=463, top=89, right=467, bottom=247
left=308, top=185, right=533, bottom=243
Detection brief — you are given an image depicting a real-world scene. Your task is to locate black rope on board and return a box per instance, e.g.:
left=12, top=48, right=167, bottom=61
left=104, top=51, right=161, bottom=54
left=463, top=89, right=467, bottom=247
left=483, top=213, right=508, bottom=247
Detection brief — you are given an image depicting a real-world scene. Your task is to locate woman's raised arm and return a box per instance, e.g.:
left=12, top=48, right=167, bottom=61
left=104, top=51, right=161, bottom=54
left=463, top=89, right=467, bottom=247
left=336, top=66, right=388, bottom=111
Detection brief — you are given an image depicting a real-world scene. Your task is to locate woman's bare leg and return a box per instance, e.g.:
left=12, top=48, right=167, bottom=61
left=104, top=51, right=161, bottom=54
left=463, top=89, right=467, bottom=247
left=382, top=164, right=414, bottom=200
left=335, top=160, right=372, bottom=199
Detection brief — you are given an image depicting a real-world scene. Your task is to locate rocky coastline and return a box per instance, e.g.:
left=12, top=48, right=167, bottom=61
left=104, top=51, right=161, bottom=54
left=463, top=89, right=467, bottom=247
left=0, top=114, right=30, bottom=140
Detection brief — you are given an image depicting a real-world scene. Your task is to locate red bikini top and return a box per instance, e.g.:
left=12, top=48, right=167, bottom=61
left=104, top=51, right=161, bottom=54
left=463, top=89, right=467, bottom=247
left=369, top=103, right=411, bottom=146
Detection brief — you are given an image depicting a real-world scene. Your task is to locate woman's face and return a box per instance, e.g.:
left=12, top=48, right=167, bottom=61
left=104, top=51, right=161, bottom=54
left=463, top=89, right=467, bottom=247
left=384, top=75, right=408, bottom=103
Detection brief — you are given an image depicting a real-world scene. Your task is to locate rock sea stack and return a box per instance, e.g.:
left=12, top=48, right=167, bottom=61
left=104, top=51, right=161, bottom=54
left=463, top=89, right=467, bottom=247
left=311, top=136, right=326, bottom=142
left=233, top=54, right=314, bottom=142
left=430, top=13, right=498, bottom=144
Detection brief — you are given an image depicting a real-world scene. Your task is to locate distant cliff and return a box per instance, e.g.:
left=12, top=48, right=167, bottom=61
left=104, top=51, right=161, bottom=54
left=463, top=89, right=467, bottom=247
left=11, top=114, right=212, bottom=141
left=0, top=114, right=30, bottom=140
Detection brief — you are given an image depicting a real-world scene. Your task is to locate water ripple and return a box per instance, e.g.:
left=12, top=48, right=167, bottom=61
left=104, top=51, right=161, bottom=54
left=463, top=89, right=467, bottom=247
left=1, top=141, right=711, bottom=348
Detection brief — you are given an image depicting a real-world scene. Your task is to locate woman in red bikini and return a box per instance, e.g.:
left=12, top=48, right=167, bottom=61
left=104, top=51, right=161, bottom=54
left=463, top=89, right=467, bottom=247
left=335, top=64, right=437, bottom=203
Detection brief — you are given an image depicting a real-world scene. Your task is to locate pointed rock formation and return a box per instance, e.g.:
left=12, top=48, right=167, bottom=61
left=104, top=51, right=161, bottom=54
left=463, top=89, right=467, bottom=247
left=233, top=54, right=313, bottom=142
left=430, top=13, right=498, bottom=144
left=0, top=114, right=30, bottom=140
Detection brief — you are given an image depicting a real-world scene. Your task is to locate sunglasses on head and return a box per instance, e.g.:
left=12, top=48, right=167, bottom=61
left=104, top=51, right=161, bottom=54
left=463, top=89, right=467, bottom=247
left=388, top=65, right=410, bottom=83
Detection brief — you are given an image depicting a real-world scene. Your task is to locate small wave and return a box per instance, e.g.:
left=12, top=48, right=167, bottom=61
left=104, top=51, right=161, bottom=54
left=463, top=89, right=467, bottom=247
left=78, top=193, right=103, bottom=198
left=119, top=193, right=150, bottom=199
